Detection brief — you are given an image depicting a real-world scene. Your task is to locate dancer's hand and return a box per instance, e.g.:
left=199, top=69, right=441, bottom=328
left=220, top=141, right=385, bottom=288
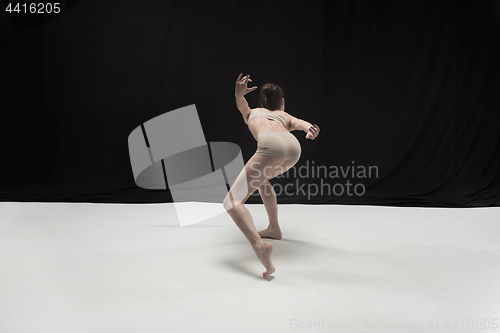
left=235, top=73, right=258, bottom=97
left=305, top=124, right=320, bottom=140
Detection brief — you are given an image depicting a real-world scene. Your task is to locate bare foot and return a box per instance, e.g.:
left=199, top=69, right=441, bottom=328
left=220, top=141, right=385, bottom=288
left=254, top=242, right=275, bottom=279
left=258, top=227, right=282, bottom=240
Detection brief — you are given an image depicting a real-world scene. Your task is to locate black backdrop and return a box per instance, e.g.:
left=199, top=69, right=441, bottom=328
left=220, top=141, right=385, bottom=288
left=1, top=0, right=499, bottom=207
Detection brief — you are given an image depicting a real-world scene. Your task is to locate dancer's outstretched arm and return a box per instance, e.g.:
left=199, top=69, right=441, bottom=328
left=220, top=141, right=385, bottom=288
left=235, top=73, right=258, bottom=120
left=286, top=113, right=320, bottom=140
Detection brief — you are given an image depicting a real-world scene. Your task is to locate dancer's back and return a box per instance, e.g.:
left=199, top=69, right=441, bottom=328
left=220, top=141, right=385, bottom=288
left=245, top=108, right=291, bottom=140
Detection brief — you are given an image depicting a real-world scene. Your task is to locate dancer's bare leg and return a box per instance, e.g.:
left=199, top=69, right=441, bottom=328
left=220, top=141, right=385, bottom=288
left=257, top=163, right=294, bottom=240
left=257, top=180, right=282, bottom=239
left=223, top=154, right=286, bottom=279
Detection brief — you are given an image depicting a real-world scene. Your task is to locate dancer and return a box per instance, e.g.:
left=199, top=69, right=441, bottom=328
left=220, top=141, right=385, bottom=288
left=223, top=73, right=320, bottom=279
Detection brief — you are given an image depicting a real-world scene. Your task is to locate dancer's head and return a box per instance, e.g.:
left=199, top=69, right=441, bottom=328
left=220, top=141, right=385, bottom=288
left=258, top=83, right=285, bottom=111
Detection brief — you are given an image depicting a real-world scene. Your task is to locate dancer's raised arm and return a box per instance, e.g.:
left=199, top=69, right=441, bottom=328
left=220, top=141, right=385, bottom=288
left=235, top=73, right=258, bottom=118
left=286, top=113, right=320, bottom=140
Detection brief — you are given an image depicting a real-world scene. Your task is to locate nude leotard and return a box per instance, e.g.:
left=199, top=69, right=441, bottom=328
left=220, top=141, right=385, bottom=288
left=247, top=109, right=301, bottom=165
left=247, top=108, right=288, bottom=130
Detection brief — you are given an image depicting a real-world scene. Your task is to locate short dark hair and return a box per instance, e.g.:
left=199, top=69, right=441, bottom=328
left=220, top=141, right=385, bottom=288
left=258, top=83, right=284, bottom=111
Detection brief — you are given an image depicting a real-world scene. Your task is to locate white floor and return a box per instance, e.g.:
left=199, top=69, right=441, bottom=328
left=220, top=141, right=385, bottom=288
left=0, top=202, right=499, bottom=333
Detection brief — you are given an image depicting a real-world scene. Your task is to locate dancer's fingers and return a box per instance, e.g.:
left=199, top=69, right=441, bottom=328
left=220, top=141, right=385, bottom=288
left=311, top=125, right=319, bottom=135
left=236, top=73, right=242, bottom=83
left=308, top=127, right=318, bottom=139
